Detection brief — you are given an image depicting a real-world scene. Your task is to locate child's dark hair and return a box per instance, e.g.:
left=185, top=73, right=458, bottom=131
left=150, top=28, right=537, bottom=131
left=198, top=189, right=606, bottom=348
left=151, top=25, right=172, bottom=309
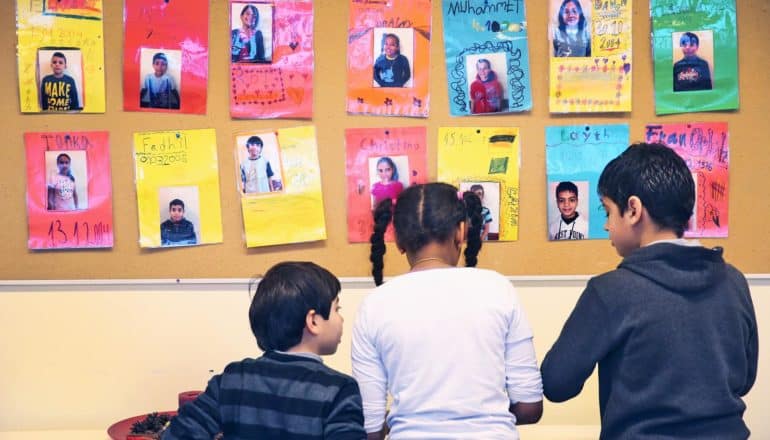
left=680, top=32, right=699, bottom=47
left=152, top=52, right=168, bottom=63
left=370, top=182, right=483, bottom=286
left=382, top=33, right=400, bottom=52
left=470, top=184, right=484, bottom=194
left=51, top=51, right=67, bottom=63
left=598, top=142, right=694, bottom=238
left=558, top=0, right=586, bottom=32
left=56, top=153, right=75, bottom=181
left=555, top=181, right=578, bottom=198
left=246, top=135, right=263, bottom=147
left=476, top=59, right=491, bottom=70
left=248, top=261, right=340, bottom=351
left=169, top=198, right=185, bottom=209
left=376, top=156, right=399, bottom=182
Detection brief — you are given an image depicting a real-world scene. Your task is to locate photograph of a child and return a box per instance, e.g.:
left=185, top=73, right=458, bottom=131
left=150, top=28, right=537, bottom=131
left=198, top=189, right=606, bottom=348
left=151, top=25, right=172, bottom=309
left=465, top=53, right=508, bottom=114
left=158, top=186, right=200, bottom=247
left=236, top=132, right=284, bottom=195
left=672, top=30, right=714, bottom=92
left=372, top=28, right=414, bottom=88
left=459, top=182, right=501, bottom=241
left=139, top=48, right=181, bottom=109
left=45, top=150, right=88, bottom=211
left=37, top=49, right=84, bottom=112
left=551, top=0, right=592, bottom=57
left=231, top=2, right=273, bottom=63
left=368, top=155, right=409, bottom=208
left=547, top=180, right=589, bottom=240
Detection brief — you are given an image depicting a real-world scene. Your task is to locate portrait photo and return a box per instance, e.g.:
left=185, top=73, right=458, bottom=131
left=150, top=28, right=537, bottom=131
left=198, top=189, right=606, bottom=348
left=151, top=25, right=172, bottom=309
left=547, top=180, right=589, bottom=240
left=672, top=30, right=714, bottom=93
left=235, top=131, right=284, bottom=195
left=465, top=52, right=509, bottom=114
left=139, top=48, right=182, bottom=109
left=372, top=27, right=414, bottom=88
left=459, top=181, right=501, bottom=241
left=45, top=150, right=88, bottom=211
left=550, top=0, right=592, bottom=58
left=231, top=2, right=273, bottom=63
left=368, top=155, right=410, bottom=208
left=37, top=48, right=84, bottom=112
left=158, top=186, right=201, bottom=247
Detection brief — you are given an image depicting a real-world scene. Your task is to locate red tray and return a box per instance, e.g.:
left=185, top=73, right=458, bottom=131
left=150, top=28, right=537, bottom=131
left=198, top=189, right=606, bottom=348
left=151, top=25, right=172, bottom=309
left=107, top=411, right=177, bottom=440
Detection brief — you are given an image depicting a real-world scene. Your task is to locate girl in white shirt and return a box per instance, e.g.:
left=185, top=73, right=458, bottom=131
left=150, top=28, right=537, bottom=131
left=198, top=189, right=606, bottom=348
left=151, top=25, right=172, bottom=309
left=352, top=182, right=543, bottom=439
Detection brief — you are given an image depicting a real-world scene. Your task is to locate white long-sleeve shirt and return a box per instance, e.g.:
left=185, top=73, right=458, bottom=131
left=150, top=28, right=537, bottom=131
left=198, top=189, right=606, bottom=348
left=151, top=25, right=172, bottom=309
left=351, top=267, right=543, bottom=439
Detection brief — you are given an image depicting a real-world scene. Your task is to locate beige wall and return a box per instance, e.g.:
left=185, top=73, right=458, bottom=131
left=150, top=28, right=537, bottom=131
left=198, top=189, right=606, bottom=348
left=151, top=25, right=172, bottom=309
left=0, top=279, right=767, bottom=436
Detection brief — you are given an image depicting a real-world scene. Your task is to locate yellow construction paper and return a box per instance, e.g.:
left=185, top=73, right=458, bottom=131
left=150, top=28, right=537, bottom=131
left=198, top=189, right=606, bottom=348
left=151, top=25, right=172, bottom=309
left=134, top=129, right=223, bottom=248
left=438, top=127, right=520, bottom=241
left=239, top=126, right=326, bottom=248
left=17, top=0, right=106, bottom=113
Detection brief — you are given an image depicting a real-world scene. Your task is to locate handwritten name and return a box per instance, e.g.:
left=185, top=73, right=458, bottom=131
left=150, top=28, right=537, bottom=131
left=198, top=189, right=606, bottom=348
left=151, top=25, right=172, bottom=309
left=645, top=125, right=727, bottom=162
left=447, top=0, right=521, bottom=16
left=41, top=133, right=93, bottom=150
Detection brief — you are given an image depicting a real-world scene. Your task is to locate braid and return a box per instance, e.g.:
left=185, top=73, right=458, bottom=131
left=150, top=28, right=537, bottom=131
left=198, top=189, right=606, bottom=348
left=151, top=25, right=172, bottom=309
left=370, top=198, right=393, bottom=286
left=462, top=191, right=483, bottom=267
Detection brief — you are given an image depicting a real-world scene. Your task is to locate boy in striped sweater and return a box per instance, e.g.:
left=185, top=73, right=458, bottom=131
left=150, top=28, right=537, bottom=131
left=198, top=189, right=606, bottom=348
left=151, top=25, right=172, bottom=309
left=163, top=262, right=366, bottom=439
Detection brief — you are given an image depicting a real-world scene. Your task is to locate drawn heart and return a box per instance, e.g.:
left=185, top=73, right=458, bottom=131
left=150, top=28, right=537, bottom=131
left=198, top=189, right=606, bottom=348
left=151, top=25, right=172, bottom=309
left=289, top=42, right=298, bottom=51
left=287, top=87, right=305, bottom=104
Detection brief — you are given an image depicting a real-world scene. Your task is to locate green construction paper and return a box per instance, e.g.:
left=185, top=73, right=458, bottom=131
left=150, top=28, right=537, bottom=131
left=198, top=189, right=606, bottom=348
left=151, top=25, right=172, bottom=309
left=651, top=0, right=738, bottom=115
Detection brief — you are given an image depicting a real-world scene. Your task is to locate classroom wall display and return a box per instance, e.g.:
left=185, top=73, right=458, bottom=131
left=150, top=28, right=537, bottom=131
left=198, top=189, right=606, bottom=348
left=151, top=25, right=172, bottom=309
left=345, top=127, right=428, bottom=242
left=123, top=0, right=209, bottom=114
left=437, top=127, right=521, bottom=241
left=229, top=0, right=314, bottom=119
left=548, top=0, right=632, bottom=113
left=346, top=0, right=431, bottom=117
left=645, top=122, right=729, bottom=237
left=650, top=0, right=738, bottom=115
left=442, top=0, right=532, bottom=116
left=16, top=0, right=106, bottom=113
left=24, top=131, right=113, bottom=250
left=133, top=129, right=223, bottom=248
left=236, top=126, right=327, bottom=247
left=545, top=124, right=629, bottom=240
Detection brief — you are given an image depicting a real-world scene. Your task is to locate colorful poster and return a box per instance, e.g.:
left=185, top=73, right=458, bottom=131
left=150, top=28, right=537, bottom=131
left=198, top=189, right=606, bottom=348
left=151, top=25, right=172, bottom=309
left=346, top=0, right=431, bottom=117
left=16, top=0, right=105, bottom=113
left=545, top=124, right=629, bottom=240
left=133, top=129, right=223, bottom=248
left=25, top=132, right=113, bottom=249
left=548, top=0, right=632, bottom=113
left=442, top=0, right=531, bottom=116
left=651, top=0, right=738, bottom=115
left=123, top=0, right=209, bottom=114
left=437, top=127, right=521, bottom=241
left=645, top=122, right=729, bottom=237
left=236, top=126, right=327, bottom=247
left=229, top=1, right=314, bottom=119
left=345, top=127, right=428, bottom=242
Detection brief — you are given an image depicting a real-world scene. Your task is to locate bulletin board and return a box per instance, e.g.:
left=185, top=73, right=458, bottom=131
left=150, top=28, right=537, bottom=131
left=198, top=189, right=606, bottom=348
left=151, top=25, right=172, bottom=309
left=1, top=0, right=768, bottom=280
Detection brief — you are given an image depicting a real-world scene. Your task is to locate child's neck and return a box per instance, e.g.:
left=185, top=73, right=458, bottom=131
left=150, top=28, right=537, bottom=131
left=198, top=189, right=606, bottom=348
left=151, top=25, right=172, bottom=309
left=386, top=54, right=398, bottom=60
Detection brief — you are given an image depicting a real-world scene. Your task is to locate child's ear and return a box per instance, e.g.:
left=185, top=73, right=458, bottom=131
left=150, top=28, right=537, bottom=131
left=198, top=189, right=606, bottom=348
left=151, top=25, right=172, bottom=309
left=626, top=196, right=643, bottom=224
left=305, top=309, right=321, bottom=335
left=455, top=221, right=466, bottom=245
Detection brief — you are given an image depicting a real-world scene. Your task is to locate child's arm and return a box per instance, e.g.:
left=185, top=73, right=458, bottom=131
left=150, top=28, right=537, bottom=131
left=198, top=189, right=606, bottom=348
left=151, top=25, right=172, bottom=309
left=541, top=281, right=614, bottom=402
left=255, top=31, right=265, bottom=61
left=373, top=58, right=386, bottom=87
left=69, top=76, right=80, bottom=110
left=40, top=79, right=49, bottom=111
left=351, top=307, right=389, bottom=438
left=161, top=376, right=223, bottom=439
left=397, top=56, right=411, bottom=86
left=72, top=185, right=78, bottom=210
left=481, top=222, right=490, bottom=241
left=323, top=380, right=367, bottom=439
left=47, top=186, right=56, bottom=210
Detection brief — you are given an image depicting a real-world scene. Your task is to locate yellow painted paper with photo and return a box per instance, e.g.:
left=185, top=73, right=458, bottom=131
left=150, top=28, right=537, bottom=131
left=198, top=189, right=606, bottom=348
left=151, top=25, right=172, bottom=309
left=548, top=0, right=632, bottom=113
left=240, top=126, right=326, bottom=248
left=17, top=0, right=106, bottom=113
left=437, top=127, right=520, bottom=241
left=133, top=129, right=223, bottom=248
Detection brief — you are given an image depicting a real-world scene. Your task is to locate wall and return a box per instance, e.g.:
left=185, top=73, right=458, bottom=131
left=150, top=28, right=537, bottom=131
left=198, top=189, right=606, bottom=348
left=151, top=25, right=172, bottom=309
left=1, top=279, right=767, bottom=436
left=1, top=1, right=769, bottom=279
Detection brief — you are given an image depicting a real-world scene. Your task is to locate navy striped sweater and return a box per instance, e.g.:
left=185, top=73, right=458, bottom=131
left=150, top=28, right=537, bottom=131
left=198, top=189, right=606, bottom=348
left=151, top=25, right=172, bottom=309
left=162, top=351, right=366, bottom=439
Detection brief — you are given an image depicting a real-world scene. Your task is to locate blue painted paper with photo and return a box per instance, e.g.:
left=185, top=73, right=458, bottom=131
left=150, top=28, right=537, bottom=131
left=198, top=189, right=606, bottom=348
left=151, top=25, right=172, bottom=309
left=545, top=124, right=628, bottom=240
left=442, top=0, right=532, bottom=116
